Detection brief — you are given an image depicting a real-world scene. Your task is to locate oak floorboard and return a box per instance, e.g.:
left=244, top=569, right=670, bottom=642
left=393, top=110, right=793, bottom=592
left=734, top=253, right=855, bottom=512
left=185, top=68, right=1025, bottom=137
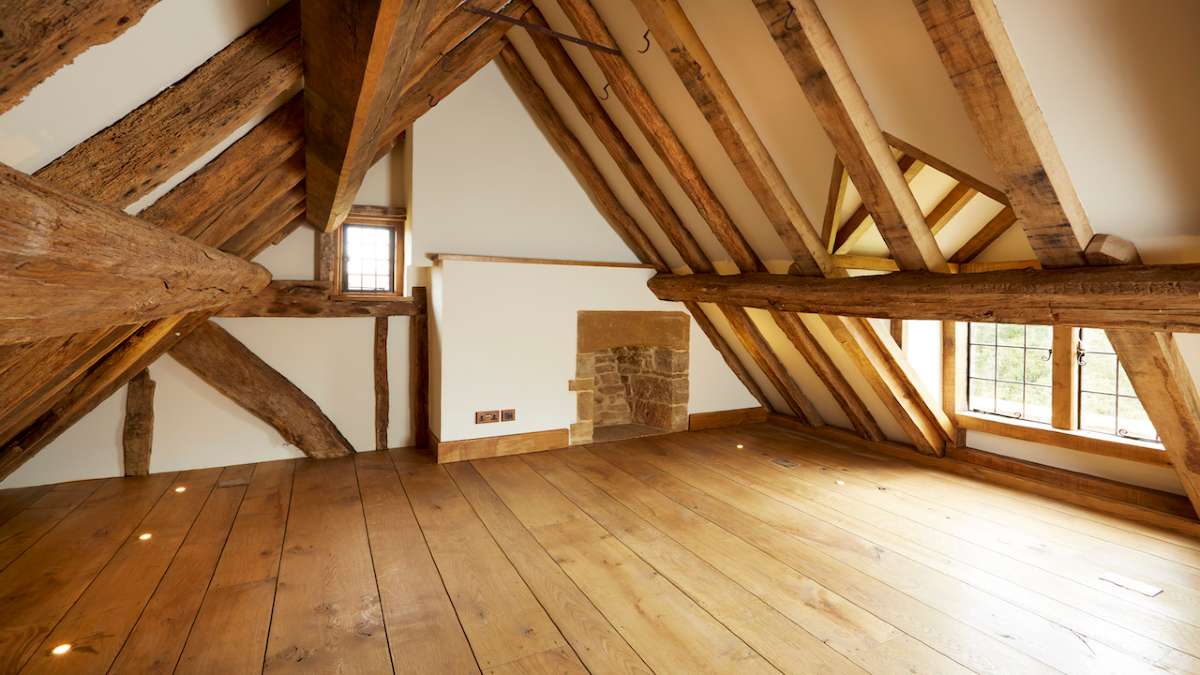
left=176, top=460, right=295, bottom=675
left=669, top=429, right=1181, bottom=673
left=730, top=425, right=1200, bottom=639
left=0, top=479, right=103, bottom=572
left=21, top=468, right=222, bottom=674
left=446, top=460, right=653, bottom=675
left=262, top=456, right=390, bottom=673
left=0, top=485, right=49, bottom=528
left=354, top=450, right=479, bottom=674
left=109, top=464, right=252, bottom=674
left=393, top=449, right=584, bottom=673
left=518, top=452, right=857, bottom=674
left=0, top=471, right=176, bottom=672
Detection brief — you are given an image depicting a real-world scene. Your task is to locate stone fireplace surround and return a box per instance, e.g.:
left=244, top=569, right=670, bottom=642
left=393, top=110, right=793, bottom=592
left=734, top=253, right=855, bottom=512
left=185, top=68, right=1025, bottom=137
left=570, top=311, right=689, bottom=445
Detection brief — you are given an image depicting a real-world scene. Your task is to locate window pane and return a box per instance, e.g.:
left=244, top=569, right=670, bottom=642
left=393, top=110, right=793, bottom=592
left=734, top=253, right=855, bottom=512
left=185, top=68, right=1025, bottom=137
left=996, top=323, right=1024, bottom=347
left=996, top=346, right=1024, bottom=382
left=1081, top=392, right=1116, bottom=435
left=969, top=378, right=995, bottom=413
left=1080, top=327, right=1112, bottom=353
left=1025, top=325, right=1052, bottom=349
left=1117, top=397, right=1156, bottom=440
left=996, top=382, right=1023, bottom=418
left=1024, top=348, right=1052, bottom=386
left=1117, top=364, right=1136, bottom=397
left=969, top=345, right=996, bottom=379
left=1025, top=385, right=1052, bottom=424
left=1081, top=353, right=1117, bottom=394
left=970, top=322, right=996, bottom=345
left=342, top=224, right=394, bottom=293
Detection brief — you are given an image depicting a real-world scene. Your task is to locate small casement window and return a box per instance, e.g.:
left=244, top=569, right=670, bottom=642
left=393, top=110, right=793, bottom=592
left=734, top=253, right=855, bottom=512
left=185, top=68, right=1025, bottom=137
left=342, top=224, right=396, bottom=293
left=966, top=322, right=1052, bottom=424
left=1077, top=328, right=1159, bottom=441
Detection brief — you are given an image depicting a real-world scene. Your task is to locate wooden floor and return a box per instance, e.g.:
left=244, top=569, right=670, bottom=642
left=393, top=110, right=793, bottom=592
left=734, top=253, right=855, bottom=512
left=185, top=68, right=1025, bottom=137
left=2, top=424, right=1200, bottom=674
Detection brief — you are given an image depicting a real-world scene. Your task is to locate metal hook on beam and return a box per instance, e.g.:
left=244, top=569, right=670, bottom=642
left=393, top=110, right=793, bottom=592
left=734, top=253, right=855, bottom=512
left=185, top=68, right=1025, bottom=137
left=637, top=29, right=651, bottom=54
left=598, top=83, right=611, bottom=101
left=784, top=6, right=800, bottom=30
left=428, top=94, right=437, bottom=108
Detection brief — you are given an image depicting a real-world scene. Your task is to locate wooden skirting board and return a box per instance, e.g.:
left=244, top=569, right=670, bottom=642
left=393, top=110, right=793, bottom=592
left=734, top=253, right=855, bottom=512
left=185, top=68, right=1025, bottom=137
left=433, top=428, right=570, bottom=463
left=688, top=407, right=768, bottom=431
left=765, top=414, right=1200, bottom=537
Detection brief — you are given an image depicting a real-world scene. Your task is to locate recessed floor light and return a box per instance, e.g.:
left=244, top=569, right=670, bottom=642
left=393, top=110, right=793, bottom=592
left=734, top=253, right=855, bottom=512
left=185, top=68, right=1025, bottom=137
left=736, top=444, right=744, bottom=449
left=174, top=486, right=187, bottom=493
left=835, top=479, right=846, bottom=486
left=138, top=533, right=152, bottom=541
left=51, top=644, right=71, bottom=655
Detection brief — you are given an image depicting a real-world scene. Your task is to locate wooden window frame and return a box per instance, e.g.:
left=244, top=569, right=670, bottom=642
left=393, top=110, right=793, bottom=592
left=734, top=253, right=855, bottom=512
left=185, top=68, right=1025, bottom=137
left=944, top=321, right=1168, bottom=466
left=331, top=205, right=406, bottom=300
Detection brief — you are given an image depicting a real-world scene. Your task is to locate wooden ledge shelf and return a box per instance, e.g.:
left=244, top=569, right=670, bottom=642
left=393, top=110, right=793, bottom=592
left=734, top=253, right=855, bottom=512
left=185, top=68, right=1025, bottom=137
left=218, top=280, right=425, bottom=318
left=957, top=412, right=1169, bottom=467
left=427, top=253, right=655, bottom=269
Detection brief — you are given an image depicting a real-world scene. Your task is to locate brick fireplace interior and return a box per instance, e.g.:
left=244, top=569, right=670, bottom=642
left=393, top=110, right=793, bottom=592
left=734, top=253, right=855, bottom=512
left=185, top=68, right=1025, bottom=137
left=570, top=311, right=690, bottom=445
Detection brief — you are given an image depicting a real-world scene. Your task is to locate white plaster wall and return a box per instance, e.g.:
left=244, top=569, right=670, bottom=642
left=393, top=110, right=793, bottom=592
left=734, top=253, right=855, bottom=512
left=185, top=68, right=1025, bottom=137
left=433, top=260, right=757, bottom=442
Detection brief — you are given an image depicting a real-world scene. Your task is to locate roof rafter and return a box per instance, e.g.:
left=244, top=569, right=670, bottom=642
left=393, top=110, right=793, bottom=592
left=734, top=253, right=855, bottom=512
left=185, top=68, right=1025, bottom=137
left=917, top=0, right=1200, bottom=511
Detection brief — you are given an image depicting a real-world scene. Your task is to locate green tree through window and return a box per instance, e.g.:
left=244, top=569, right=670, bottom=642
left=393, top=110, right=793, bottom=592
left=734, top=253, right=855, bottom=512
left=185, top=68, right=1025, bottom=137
left=967, top=323, right=1052, bottom=423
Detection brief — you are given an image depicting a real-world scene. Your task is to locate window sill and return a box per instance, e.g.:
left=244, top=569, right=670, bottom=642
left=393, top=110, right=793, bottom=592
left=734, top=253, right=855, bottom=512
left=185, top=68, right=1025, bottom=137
left=956, top=412, right=1170, bottom=467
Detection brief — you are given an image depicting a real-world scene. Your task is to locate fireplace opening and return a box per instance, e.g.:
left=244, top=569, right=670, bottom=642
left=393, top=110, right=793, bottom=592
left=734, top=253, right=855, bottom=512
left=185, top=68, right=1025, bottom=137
left=570, top=311, right=689, bottom=445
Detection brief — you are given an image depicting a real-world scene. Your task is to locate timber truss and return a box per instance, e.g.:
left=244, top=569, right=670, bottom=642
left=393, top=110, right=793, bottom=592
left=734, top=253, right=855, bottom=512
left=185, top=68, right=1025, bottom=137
left=3, top=0, right=1199, bottom=520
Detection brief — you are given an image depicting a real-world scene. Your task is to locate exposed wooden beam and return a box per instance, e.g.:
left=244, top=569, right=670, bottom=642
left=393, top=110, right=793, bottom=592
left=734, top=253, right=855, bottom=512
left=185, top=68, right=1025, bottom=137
left=191, top=152, right=306, bottom=247
left=926, top=183, right=976, bottom=235
left=915, top=0, right=1091, bottom=267
left=718, top=306, right=822, bottom=425
left=1085, top=233, right=1141, bottom=266
left=948, top=206, right=1016, bottom=263
left=224, top=186, right=307, bottom=259
left=832, top=155, right=922, bottom=254
left=0, top=0, right=161, bottom=115
left=496, top=42, right=777, bottom=415
left=918, top=0, right=1200, bottom=511
left=36, top=4, right=301, bottom=206
left=411, top=287, right=431, bottom=449
left=375, top=317, right=390, bottom=451
left=495, top=40, right=664, bottom=268
left=516, top=12, right=711, bottom=271
left=0, top=162, right=271, bottom=345
left=171, top=321, right=354, bottom=458
left=121, top=369, right=155, bottom=477
left=556, top=0, right=764, bottom=272
left=0, top=105, right=307, bottom=475
left=820, top=157, right=847, bottom=252
left=303, top=0, right=458, bottom=231
left=882, top=132, right=1008, bottom=204
left=1050, top=325, right=1078, bottom=431
left=821, top=316, right=952, bottom=454
left=629, top=0, right=830, bottom=276
left=374, top=0, right=534, bottom=161
left=218, top=281, right=426, bottom=318
left=771, top=311, right=884, bottom=440
left=755, top=0, right=947, bottom=272
left=649, top=266, right=1200, bottom=332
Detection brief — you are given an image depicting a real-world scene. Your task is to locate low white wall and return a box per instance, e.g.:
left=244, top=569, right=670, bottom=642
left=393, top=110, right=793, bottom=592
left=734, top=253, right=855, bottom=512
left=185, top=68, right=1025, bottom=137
left=432, top=259, right=758, bottom=442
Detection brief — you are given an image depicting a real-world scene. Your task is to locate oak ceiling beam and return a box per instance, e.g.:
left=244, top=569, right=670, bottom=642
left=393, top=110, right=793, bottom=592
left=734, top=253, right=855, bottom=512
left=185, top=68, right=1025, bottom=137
left=831, top=154, right=922, bottom=254
left=518, top=11, right=710, bottom=272
left=302, top=0, right=458, bottom=232
left=36, top=4, right=301, bottom=206
left=218, top=281, right=426, bottom=319
left=0, top=105, right=306, bottom=476
left=495, top=40, right=665, bottom=269
left=0, top=163, right=271, bottom=345
left=373, top=0, right=534, bottom=162
left=648, top=266, right=1200, bottom=332
left=495, top=40, right=776, bottom=411
left=556, top=0, right=764, bottom=272
left=122, top=369, right=155, bottom=477
left=926, top=183, right=976, bottom=235
left=170, top=321, right=354, bottom=458
left=0, top=0, right=161, bottom=115
left=755, top=0, right=947, bottom=272
left=629, top=0, right=831, bottom=277
left=718, top=306, right=822, bottom=424
left=917, top=0, right=1200, bottom=512
left=948, top=205, right=1016, bottom=263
